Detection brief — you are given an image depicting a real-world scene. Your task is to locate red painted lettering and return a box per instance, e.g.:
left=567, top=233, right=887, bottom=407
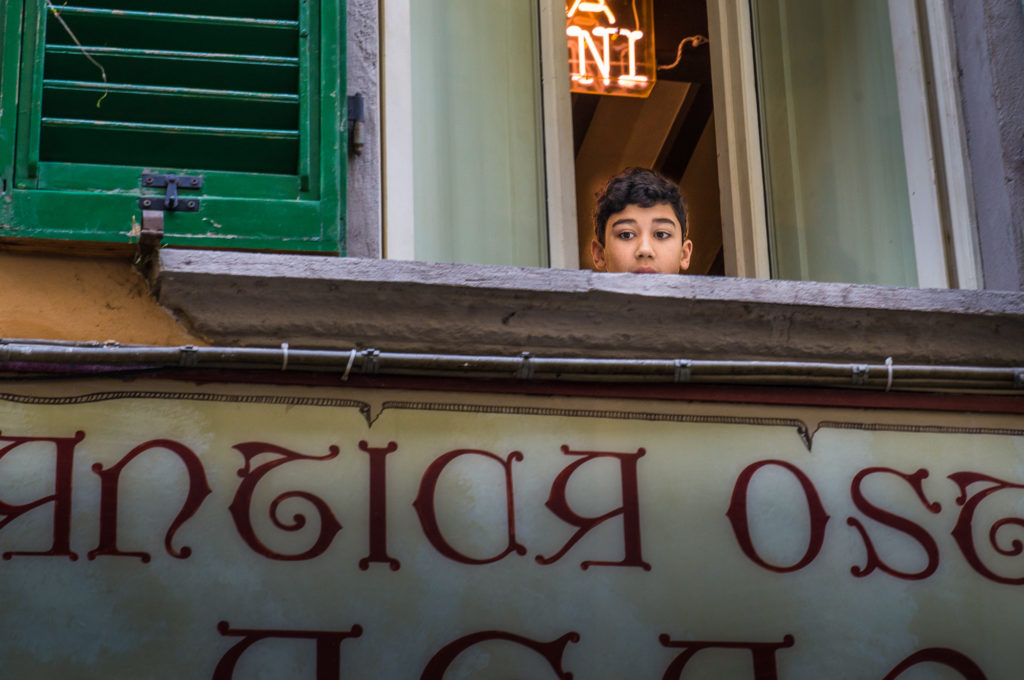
left=949, top=471, right=1024, bottom=584
left=847, top=467, right=941, bottom=580
left=0, top=430, right=83, bottom=560
left=881, top=647, right=988, bottom=679
left=536, top=445, right=650, bottom=570
left=228, top=442, right=342, bottom=561
left=88, top=439, right=212, bottom=562
left=420, top=630, right=579, bottom=680
left=413, top=449, right=526, bottom=565
left=659, top=634, right=795, bottom=680
left=726, top=460, right=829, bottom=573
left=359, top=440, right=401, bottom=570
left=213, top=621, right=362, bottom=680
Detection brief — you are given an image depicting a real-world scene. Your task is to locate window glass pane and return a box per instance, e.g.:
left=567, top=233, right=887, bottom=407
left=410, top=0, right=548, bottom=266
left=752, top=0, right=918, bottom=286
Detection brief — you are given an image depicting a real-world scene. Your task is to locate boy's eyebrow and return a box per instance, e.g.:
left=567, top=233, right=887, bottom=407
left=610, top=217, right=679, bottom=227
left=614, top=218, right=679, bottom=228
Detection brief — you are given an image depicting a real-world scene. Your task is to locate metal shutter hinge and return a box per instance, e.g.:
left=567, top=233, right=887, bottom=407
left=136, top=173, right=203, bottom=261
left=348, top=94, right=366, bottom=156
left=138, top=173, right=203, bottom=212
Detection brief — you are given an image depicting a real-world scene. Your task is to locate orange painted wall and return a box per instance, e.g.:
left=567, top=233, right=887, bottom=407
left=0, top=252, right=203, bottom=345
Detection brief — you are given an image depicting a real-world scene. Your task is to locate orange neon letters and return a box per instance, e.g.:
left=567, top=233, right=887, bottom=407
left=566, top=0, right=655, bottom=97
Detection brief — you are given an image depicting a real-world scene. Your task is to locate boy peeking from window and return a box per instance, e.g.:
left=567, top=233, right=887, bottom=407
left=591, top=168, right=693, bottom=274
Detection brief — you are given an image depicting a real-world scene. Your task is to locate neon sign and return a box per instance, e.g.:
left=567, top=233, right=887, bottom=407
left=566, top=0, right=656, bottom=98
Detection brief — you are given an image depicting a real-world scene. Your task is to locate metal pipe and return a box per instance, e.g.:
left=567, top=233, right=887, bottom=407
left=1, top=339, right=1022, bottom=393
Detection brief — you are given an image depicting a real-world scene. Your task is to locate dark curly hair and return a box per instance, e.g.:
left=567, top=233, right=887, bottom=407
left=593, top=168, right=687, bottom=245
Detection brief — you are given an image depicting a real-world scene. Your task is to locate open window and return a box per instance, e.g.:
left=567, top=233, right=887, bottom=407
left=713, top=0, right=980, bottom=287
left=567, top=0, right=980, bottom=287
left=383, top=0, right=980, bottom=289
left=0, top=0, right=345, bottom=253
left=568, top=0, right=722, bottom=275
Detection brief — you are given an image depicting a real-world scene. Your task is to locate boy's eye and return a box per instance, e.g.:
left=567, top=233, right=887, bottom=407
left=615, top=231, right=636, bottom=240
left=655, top=230, right=673, bottom=239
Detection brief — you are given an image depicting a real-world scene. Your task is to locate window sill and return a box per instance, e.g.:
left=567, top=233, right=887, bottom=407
left=150, top=249, right=1024, bottom=366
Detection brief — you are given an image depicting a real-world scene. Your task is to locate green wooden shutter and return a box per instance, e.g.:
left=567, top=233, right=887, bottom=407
left=0, top=0, right=345, bottom=253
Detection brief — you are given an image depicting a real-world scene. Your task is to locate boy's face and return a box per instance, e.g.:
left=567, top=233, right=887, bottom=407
left=591, top=203, right=693, bottom=274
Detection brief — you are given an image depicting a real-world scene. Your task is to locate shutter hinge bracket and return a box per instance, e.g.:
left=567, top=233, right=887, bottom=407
left=138, top=172, right=203, bottom=212
left=136, top=173, right=202, bottom=262
left=347, top=93, right=365, bottom=156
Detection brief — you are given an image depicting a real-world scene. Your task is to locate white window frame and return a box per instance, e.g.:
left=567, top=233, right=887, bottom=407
left=889, top=0, right=982, bottom=289
left=708, top=0, right=982, bottom=288
left=380, top=0, right=416, bottom=261
left=707, top=0, right=771, bottom=279
left=538, top=0, right=580, bottom=269
left=380, top=0, right=579, bottom=268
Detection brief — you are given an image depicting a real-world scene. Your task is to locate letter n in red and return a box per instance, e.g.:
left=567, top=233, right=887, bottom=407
left=89, top=439, right=212, bottom=562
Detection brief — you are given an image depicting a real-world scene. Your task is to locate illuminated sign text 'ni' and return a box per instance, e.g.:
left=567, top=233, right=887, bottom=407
left=566, top=0, right=656, bottom=97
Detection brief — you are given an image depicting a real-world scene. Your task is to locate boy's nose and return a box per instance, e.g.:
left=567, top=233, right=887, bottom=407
left=636, top=236, right=655, bottom=257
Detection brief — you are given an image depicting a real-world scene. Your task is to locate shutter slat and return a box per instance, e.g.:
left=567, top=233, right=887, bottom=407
left=44, top=80, right=299, bottom=104
left=45, top=8, right=297, bottom=57
left=39, top=1, right=303, bottom=175
left=50, top=6, right=299, bottom=30
left=44, top=49, right=298, bottom=92
left=42, top=118, right=299, bottom=140
left=46, top=45, right=299, bottom=67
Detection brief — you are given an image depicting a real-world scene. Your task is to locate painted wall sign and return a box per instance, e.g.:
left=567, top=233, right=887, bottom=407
left=0, top=380, right=1023, bottom=678
left=566, top=0, right=656, bottom=98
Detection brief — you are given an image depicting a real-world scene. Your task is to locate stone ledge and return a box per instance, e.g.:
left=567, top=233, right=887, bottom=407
left=151, top=250, right=1024, bottom=365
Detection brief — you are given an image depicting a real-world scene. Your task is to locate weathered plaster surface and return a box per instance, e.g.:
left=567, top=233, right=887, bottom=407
left=951, top=0, right=1024, bottom=290
left=152, top=250, right=1024, bottom=365
left=344, top=0, right=382, bottom=258
left=0, top=252, right=202, bottom=345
